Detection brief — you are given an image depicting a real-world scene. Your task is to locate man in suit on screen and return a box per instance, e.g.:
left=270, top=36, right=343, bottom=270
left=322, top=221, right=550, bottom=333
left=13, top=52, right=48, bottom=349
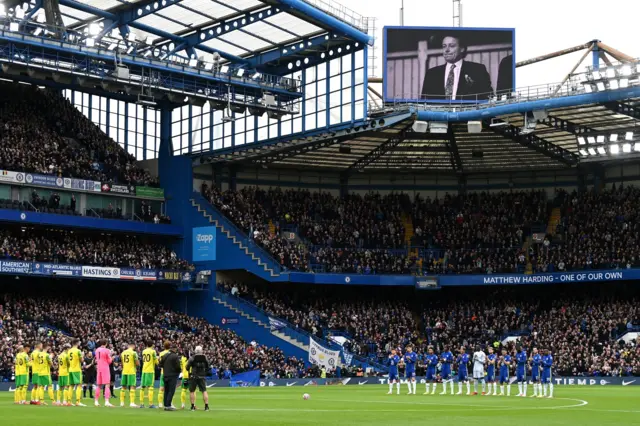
left=421, top=35, right=493, bottom=101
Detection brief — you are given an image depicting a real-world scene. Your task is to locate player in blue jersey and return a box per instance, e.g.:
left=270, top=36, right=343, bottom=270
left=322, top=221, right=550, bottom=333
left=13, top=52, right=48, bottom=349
left=439, top=346, right=454, bottom=395
left=530, top=348, right=542, bottom=397
left=515, top=345, right=528, bottom=397
left=456, top=346, right=470, bottom=395
left=404, top=345, right=418, bottom=395
left=486, top=347, right=497, bottom=396
left=541, top=349, right=554, bottom=398
left=387, top=349, right=401, bottom=395
left=423, top=346, right=438, bottom=395
left=499, top=348, right=512, bottom=396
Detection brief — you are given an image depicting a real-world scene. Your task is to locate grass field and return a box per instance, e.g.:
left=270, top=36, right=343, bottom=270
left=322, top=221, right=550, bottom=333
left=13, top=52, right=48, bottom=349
left=2, top=386, right=639, bottom=425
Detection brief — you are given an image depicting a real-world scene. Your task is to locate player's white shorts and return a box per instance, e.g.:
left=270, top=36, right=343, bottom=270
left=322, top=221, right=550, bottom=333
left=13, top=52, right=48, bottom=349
left=473, top=367, right=485, bottom=379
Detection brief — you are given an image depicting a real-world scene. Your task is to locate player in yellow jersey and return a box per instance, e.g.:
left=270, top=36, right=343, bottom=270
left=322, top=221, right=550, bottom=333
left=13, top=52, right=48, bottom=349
left=56, top=344, right=71, bottom=406
left=179, top=351, right=190, bottom=410
left=67, top=339, right=85, bottom=406
left=120, top=343, right=140, bottom=408
left=38, top=344, right=55, bottom=405
left=140, top=340, right=158, bottom=408
left=13, top=344, right=30, bottom=404
left=29, top=342, right=42, bottom=404
left=157, top=347, right=170, bottom=408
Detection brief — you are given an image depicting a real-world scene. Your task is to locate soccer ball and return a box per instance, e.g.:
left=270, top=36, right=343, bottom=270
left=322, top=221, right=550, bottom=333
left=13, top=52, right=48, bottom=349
left=303, top=393, right=310, bottom=400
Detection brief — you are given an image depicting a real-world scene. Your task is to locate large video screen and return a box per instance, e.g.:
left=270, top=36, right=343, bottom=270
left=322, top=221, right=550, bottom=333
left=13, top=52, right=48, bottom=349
left=383, top=27, right=515, bottom=103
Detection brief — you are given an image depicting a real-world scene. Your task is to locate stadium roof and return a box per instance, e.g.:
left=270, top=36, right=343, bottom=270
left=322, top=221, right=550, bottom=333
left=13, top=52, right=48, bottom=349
left=200, top=99, right=640, bottom=173
left=50, top=0, right=372, bottom=73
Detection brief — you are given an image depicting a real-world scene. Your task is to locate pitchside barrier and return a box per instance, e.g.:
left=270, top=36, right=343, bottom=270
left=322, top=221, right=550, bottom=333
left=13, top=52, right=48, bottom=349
left=1, top=376, right=637, bottom=391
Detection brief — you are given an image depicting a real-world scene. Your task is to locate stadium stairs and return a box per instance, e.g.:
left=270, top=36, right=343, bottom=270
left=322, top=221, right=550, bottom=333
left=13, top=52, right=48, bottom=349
left=190, top=192, right=285, bottom=281
left=212, top=287, right=388, bottom=372
left=523, top=236, right=533, bottom=274
left=547, top=207, right=562, bottom=236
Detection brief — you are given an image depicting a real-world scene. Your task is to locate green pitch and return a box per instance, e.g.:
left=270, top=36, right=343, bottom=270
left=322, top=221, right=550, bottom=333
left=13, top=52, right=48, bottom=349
left=1, top=386, right=639, bottom=425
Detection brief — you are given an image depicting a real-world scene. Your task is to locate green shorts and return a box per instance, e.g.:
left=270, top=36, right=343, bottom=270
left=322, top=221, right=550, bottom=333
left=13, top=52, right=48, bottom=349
left=31, top=373, right=39, bottom=385
left=39, top=375, right=52, bottom=386
left=69, top=372, right=82, bottom=386
left=15, top=375, right=28, bottom=387
left=141, top=373, right=154, bottom=388
left=58, top=375, right=69, bottom=387
left=159, top=374, right=164, bottom=388
left=121, top=374, right=137, bottom=388
left=181, top=379, right=189, bottom=389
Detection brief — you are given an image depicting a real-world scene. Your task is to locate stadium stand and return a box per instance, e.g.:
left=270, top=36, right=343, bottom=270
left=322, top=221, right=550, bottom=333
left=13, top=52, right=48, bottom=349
left=0, top=226, right=190, bottom=270
left=219, top=281, right=639, bottom=377
left=0, top=283, right=308, bottom=382
left=202, top=184, right=640, bottom=276
left=0, top=82, right=158, bottom=187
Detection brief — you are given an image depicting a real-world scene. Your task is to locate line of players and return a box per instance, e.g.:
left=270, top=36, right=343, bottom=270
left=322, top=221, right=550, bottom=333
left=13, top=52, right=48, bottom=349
left=388, top=344, right=554, bottom=398
left=12, top=339, right=198, bottom=409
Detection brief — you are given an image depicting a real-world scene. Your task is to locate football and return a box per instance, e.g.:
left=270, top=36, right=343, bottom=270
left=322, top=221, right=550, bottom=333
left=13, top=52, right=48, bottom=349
left=303, top=393, right=310, bottom=400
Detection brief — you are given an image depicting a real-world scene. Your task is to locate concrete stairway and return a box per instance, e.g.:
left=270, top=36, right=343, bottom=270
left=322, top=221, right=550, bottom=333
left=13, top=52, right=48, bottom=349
left=213, top=296, right=309, bottom=352
left=191, top=199, right=280, bottom=278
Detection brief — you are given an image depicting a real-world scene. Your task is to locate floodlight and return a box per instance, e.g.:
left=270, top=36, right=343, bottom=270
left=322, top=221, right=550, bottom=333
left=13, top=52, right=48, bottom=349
left=579, top=149, right=588, bottom=157
left=587, top=136, right=596, bottom=144
left=107, top=43, right=117, bottom=51
left=634, top=142, right=640, bottom=152
left=33, top=27, right=42, bottom=36
left=577, top=136, right=586, bottom=145
left=0, top=5, right=5, bottom=16
left=236, top=68, right=245, bottom=77
left=610, top=133, right=618, bottom=142
left=252, top=72, right=262, bottom=80
left=16, top=7, right=24, bottom=19
left=626, top=131, right=634, bottom=140
left=623, top=143, right=631, bottom=153
left=610, top=144, right=620, bottom=154
left=189, top=58, right=198, bottom=67
left=9, top=22, right=19, bottom=32
left=606, top=68, right=616, bottom=78
left=636, top=64, right=640, bottom=74
left=85, top=38, right=95, bottom=47
left=597, top=146, right=606, bottom=155
left=584, top=84, right=593, bottom=93
left=203, top=62, right=213, bottom=71
left=596, top=135, right=605, bottom=143
left=588, top=147, right=596, bottom=155
left=128, top=32, right=136, bottom=42
left=610, top=79, right=619, bottom=90
left=620, top=65, right=632, bottom=76
left=596, top=82, right=605, bottom=91
left=89, top=23, right=100, bottom=36
left=220, top=65, right=229, bottom=74
left=620, top=78, right=629, bottom=88
left=143, top=50, right=151, bottom=57
left=591, top=71, right=600, bottom=80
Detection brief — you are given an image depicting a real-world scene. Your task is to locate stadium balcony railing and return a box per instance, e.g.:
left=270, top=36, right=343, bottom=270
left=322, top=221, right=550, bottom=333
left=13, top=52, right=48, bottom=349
left=216, top=286, right=389, bottom=372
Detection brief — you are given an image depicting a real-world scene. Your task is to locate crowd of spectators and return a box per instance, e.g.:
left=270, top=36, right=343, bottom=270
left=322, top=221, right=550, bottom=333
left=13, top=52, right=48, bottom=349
left=0, top=285, right=307, bottom=381
left=530, top=186, right=640, bottom=273
left=0, top=82, right=157, bottom=187
left=221, top=281, right=639, bottom=377
left=203, top=184, right=640, bottom=276
left=219, top=281, right=418, bottom=362
left=0, top=226, right=190, bottom=270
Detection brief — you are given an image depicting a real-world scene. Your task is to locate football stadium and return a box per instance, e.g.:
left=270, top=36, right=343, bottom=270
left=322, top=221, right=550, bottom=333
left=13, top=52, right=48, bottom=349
left=0, top=0, right=639, bottom=424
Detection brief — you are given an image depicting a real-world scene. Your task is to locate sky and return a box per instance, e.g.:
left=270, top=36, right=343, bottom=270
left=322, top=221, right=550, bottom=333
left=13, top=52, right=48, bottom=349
left=342, top=0, right=640, bottom=88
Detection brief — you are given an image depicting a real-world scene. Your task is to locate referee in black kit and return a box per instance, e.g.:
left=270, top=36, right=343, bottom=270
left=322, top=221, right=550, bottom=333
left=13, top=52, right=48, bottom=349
left=158, top=341, right=181, bottom=411
left=186, top=346, right=210, bottom=411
